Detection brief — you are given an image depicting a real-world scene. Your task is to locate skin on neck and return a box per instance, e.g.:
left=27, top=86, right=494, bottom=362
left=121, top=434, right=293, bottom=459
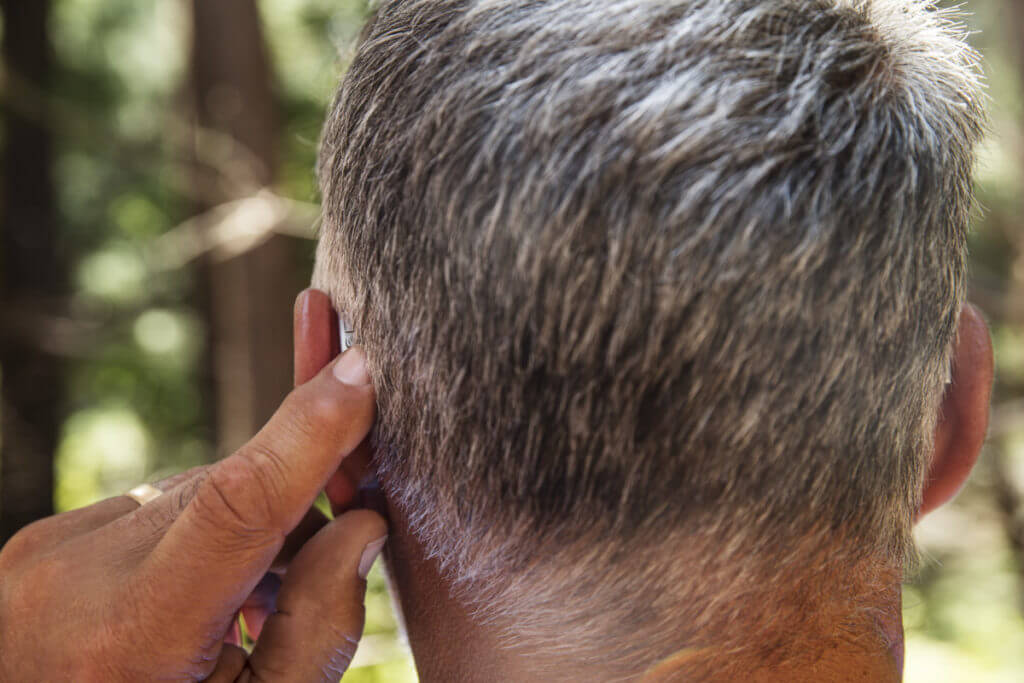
left=644, top=638, right=902, bottom=683
left=380, top=500, right=529, bottom=682
left=367, top=305, right=991, bottom=682
left=297, top=290, right=991, bottom=683
left=380, top=495, right=904, bottom=683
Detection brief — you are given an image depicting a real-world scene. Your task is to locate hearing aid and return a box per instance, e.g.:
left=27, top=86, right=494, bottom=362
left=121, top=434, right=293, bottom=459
left=340, top=315, right=355, bottom=353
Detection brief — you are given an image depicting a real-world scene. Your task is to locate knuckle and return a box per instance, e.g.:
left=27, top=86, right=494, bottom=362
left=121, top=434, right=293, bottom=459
left=171, top=471, right=207, bottom=513
left=130, top=499, right=181, bottom=542
left=242, top=445, right=289, bottom=501
left=190, top=461, right=283, bottom=548
left=236, top=446, right=289, bottom=524
left=153, top=464, right=209, bottom=491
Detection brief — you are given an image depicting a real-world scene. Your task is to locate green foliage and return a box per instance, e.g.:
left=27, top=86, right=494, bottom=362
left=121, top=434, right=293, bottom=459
left=13, top=0, right=1024, bottom=680
left=898, top=4, right=1024, bottom=681
left=35, top=0, right=413, bottom=677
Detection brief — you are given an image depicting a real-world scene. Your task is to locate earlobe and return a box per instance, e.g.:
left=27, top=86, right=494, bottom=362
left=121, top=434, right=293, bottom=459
left=919, top=303, right=994, bottom=519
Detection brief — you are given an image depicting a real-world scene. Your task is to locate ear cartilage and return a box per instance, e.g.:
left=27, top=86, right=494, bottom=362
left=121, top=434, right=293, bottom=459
left=340, top=316, right=355, bottom=354
left=944, top=359, right=953, bottom=385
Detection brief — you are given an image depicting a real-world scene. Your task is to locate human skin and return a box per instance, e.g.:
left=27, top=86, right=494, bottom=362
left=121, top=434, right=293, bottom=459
left=0, top=292, right=993, bottom=682
left=303, top=299, right=992, bottom=682
left=0, top=291, right=386, bottom=683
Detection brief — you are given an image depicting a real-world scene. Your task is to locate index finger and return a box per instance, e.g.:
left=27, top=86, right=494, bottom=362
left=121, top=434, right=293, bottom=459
left=138, top=349, right=376, bottom=637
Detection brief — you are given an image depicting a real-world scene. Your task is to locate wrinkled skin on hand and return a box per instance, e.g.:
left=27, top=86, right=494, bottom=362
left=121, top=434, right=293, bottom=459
left=0, top=332, right=386, bottom=683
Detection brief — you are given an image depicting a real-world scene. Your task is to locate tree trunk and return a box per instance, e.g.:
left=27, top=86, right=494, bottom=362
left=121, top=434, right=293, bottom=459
left=0, top=0, right=61, bottom=542
left=190, top=0, right=297, bottom=457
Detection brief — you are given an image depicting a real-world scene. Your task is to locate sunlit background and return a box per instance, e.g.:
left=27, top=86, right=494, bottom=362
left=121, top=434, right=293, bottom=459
left=1, top=1, right=1023, bottom=681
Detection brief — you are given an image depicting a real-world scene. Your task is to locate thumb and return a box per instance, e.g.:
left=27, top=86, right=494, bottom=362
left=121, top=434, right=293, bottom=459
left=241, top=509, right=388, bottom=682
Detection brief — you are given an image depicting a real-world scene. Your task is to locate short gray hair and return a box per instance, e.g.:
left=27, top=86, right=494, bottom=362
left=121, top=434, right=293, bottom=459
left=316, top=0, right=985, bottom=673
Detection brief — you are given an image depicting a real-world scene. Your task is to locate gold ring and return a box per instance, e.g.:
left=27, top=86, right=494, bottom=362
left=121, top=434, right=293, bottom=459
left=125, top=483, right=164, bottom=507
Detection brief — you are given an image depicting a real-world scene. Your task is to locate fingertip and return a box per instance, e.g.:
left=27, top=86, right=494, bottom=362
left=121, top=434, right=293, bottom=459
left=290, top=351, right=376, bottom=436
left=247, top=508, right=387, bottom=680
left=333, top=346, right=372, bottom=386
left=282, top=508, right=388, bottom=587
left=339, top=507, right=389, bottom=541
left=334, top=509, right=389, bottom=580
left=358, top=536, right=388, bottom=580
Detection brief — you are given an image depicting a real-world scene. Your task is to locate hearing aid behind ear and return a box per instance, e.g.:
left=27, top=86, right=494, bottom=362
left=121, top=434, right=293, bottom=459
left=340, top=315, right=355, bottom=353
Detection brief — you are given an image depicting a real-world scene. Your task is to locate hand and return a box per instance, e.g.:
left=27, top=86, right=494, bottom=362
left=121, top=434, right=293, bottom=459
left=0, top=346, right=387, bottom=682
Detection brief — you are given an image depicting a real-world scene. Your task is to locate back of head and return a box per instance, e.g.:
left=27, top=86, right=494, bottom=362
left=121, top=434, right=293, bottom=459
left=316, top=0, right=985, bottom=674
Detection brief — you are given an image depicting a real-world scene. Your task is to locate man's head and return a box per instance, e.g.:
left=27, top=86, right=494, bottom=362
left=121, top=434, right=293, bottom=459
left=313, top=0, right=989, bottom=674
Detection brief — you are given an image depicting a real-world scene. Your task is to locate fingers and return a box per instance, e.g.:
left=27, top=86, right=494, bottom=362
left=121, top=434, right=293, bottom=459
left=243, top=509, right=388, bottom=683
left=151, top=467, right=213, bottom=493
left=204, top=645, right=248, bottom=683
left=21, top=498, right=139, bottom=547
left=139, top=348, right=376, bottom=638
left=13, top=466, right=211, bottom=549
left=100, top=473, right=329, bottom=567
left=295, top=287, right=371, bottom=516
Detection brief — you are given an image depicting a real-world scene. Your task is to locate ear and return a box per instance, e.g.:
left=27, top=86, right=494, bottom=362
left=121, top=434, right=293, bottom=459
left=294, top=288, right=375, bottom=515
left=919, top=303, right=994, bottom=519
left=294, top=288, right=341, bottom=386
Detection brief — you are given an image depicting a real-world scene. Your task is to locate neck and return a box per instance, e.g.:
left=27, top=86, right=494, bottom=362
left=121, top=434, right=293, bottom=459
left=643, top=619, right=903, bottom=682
left=381, top=500, right=904, bottom=682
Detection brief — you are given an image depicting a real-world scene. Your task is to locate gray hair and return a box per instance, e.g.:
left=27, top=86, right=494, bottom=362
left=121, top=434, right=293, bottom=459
left=315, top=0, right=985, bottom=674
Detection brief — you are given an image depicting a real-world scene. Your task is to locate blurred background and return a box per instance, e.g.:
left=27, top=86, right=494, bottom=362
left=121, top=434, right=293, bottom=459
left=0, top=1, right=1022, bottom=681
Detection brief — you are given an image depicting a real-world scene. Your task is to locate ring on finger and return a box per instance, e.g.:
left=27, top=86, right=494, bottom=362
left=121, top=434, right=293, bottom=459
left=125, top=483, right=164, bottom=507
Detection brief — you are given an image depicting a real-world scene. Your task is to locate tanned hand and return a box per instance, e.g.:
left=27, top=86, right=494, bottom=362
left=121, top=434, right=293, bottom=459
left=0, top=339, right=386, bottom=682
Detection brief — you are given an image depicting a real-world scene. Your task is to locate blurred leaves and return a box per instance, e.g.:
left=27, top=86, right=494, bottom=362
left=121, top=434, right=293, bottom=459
left=6, top=0, right=1024, bottom=680
left=901, top=4, right=1024, bottom=680
left=3, top=0, right=410, bottom=677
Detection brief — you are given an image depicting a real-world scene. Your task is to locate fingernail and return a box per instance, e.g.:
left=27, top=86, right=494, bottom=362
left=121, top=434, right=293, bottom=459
left=334, top=347, right=371, bottom=386
left=358, top=536, right=387, bottom=580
